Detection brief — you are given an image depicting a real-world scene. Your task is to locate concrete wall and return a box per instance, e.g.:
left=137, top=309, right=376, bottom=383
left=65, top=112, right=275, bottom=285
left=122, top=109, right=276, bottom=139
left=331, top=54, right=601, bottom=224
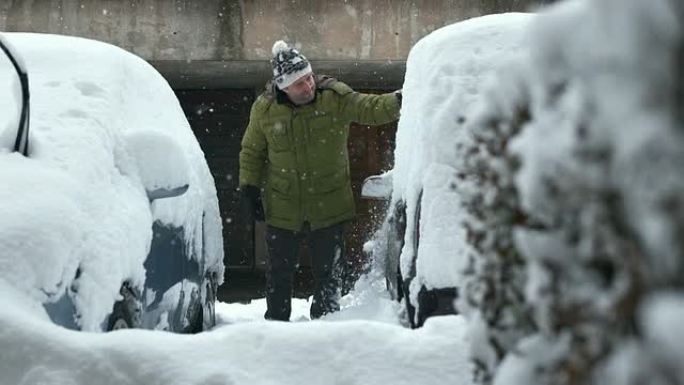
left=1, top=1, right=244, bottom=61
left=1, top=0, right=541, bottom=61
left=0, top=0, right=542, bottom=88
left=240, top=0, right=539, bottom=61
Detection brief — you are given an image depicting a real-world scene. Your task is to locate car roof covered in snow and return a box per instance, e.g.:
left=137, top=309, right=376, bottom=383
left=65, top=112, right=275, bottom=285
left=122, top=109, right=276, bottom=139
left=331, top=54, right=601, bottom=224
left=389, top=13, right=535, bottom=292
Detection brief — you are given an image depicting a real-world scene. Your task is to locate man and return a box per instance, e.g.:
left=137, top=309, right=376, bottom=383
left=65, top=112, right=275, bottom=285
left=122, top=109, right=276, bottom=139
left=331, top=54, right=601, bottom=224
left=239, top=40, right=401, bottom=321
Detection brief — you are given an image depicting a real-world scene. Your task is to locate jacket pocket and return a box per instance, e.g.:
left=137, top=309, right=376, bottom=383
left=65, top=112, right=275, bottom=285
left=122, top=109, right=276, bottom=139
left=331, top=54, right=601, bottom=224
left=266, top=174, right=295, bottom=221
left=265, top=120, right=291, bottom=152
left=314, top=169, right=347, bottom=194
left=270, top=174, right=291, bottom=195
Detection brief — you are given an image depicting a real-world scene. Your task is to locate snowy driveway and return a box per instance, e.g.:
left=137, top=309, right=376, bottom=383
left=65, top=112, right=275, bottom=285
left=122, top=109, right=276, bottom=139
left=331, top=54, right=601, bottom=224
left=0, top=283, right=472, bottom=385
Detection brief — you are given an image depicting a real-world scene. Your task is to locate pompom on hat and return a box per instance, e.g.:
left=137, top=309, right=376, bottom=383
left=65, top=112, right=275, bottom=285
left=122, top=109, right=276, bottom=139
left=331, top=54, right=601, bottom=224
left=271, top=40, right=312, bottom=90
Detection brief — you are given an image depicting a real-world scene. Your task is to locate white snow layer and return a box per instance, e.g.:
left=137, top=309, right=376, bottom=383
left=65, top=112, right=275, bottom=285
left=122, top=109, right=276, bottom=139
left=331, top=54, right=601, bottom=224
left=0, top=282, right=473, bottom=385
left=0, top=33, right=223, bottom=331
left=219, top=274, right=405, bottom=325
left=393, top=13, right=534, bottom=292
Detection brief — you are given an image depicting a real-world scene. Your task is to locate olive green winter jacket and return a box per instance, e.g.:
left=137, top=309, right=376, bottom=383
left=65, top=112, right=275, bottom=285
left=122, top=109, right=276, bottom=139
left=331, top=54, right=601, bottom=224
left=239, top=76, right=400, bottom=231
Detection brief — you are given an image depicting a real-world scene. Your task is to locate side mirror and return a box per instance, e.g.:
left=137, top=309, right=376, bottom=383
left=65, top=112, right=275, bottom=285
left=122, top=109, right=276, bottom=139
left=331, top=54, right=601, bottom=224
left=146, top=184, right=189, bottom=201
left=361, top=171, right=393, bottom=200
left=124, top=131, right=191, bottom=202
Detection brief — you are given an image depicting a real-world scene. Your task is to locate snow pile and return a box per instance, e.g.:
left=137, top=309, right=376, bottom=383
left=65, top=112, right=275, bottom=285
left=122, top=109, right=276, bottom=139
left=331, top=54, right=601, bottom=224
left=217, top=292, right=402, bottom=326
left=390, top=12, right=535, bottom=316
left=454, top=0, right=684, bottom=383
left=0, top=282, right=472, bottom=385
left=217, top=298, right=314, bottom=324
left=0, top=33, right=223, bottom=331
left=218, top=272, right=404, bottom=326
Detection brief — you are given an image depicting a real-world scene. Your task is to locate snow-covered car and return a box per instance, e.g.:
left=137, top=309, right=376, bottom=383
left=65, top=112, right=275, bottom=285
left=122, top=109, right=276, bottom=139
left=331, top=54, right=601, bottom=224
left=363, top=13, right=535, bottom=327
left=0, top=33, right=224, bottom=333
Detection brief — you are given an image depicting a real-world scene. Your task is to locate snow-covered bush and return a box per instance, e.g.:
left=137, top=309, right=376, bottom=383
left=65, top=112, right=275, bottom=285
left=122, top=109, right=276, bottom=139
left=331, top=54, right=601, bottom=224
left=455, top=62, right=536, bottom=384
left=459, top=0, right=684, bottom=383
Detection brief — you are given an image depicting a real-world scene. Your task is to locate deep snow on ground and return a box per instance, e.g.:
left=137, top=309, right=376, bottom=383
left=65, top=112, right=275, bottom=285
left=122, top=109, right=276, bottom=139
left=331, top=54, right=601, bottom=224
left=218, top=276, right=406, bottom=326
left=0, top=280, right=473, bottom=385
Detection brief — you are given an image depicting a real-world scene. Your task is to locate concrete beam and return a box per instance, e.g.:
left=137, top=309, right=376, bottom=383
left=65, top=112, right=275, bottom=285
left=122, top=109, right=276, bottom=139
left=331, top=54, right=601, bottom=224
left=151, top=60, right=406, bottom=91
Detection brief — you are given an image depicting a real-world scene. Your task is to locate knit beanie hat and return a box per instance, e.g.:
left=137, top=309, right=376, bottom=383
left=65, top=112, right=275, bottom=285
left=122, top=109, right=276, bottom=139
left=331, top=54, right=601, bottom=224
left=271, top=40, right=312, bottom=90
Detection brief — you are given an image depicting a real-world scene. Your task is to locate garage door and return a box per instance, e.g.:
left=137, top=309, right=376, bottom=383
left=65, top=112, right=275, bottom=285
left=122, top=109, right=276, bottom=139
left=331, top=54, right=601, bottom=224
left=175, top=89, right=256, bottom=271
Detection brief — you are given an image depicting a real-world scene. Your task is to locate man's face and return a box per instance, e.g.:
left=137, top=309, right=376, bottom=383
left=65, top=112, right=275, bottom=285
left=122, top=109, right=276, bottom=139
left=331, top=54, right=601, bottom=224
left=283, top=73, right=316, bottom=105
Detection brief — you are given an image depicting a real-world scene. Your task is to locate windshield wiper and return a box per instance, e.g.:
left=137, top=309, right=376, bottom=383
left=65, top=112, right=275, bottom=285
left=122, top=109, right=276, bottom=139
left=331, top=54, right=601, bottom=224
left=0, top=33, right=30, bottom=156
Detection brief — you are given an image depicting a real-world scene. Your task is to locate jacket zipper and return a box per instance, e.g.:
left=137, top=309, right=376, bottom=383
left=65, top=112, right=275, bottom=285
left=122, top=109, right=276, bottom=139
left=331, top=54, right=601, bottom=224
left=292, top=109, right=308, bottom=225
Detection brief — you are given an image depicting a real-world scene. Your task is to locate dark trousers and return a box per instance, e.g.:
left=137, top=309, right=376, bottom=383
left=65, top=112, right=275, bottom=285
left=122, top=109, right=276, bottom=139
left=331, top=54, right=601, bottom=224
left=264, top=222, right=344, bottom=321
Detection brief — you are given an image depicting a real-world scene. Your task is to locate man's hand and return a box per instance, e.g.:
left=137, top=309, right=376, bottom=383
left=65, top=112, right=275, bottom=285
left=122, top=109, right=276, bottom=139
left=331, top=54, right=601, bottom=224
left=241, top=185, right=265, bottom=222
left=395, top=89, right=402, bottom=106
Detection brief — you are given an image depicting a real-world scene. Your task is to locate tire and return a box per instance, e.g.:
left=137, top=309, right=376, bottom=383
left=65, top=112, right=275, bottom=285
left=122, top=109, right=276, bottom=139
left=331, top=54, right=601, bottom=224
left=202, top=274, right=217, bottom=331
left=385, top=200, right=407, bottom=301
left=106, top=283, right=140, bottom=331
left=401, top=277, right=418, bottom=329
left=185, top=288, right=203, bottom=334
left=186, top=274, right=217, bottom=333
